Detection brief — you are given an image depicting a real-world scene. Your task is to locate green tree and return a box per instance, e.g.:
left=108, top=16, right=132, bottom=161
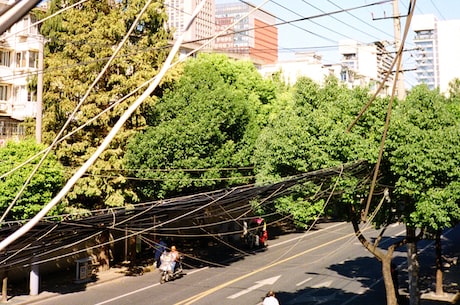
left=40, top=0, right=172, bottom=210
left=253, top=76, right=412, bottom=305
left=124, top=53, right=277, bottom=199
left=0, top=140, right=65, bottom=220
left=253, top=76, right=386, bottom=225
left=386, top=84, right=460, bottom=298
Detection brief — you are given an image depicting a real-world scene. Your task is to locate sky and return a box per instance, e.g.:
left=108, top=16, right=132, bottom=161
left=216, top=0, right=460, bottom=88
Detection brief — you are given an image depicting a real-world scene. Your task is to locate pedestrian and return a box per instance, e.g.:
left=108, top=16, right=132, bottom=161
left=263, top=290, right=280, bottom=305
left=154, top=239, right=166, bottom=268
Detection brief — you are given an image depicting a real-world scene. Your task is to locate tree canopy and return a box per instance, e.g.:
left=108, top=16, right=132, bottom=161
left=386, top=84, right=460, bottom=231
left=124, top=53, right=277, bottom=199
left=253, top=76, right=388, bottom=226
left=40, top=0, right=172, bottom=210
left=0, top=140, right=65, bottom=220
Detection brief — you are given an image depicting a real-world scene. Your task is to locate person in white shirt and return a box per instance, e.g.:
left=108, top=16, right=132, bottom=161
left=263, top=290, right=280, bottom=305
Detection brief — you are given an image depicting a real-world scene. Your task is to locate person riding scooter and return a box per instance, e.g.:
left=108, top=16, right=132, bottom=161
left=170, top=246, right=180, bottom=271
left=159, top=246, right=183, bottom=283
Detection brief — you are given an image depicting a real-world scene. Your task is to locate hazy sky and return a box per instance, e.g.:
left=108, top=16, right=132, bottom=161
left=216, top=0, right=460, bottom=87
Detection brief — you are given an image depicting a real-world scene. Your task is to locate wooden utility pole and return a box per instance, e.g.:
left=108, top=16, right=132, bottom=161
left=393, top=0, right=406, bottom=100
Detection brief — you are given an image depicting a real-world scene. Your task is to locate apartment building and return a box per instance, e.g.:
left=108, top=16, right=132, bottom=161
left=164, top=0, right=215, bottom=47
left=215, top=2, right=278, bottom=64
left=0, top=1, right=44, bottom=142
left=338, top=40, right=394, bottom=95
left=412, top=15, right=460, bottom=93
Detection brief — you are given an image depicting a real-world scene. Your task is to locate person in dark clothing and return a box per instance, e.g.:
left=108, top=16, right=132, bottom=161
left=154, top=239, right=166, bottom=268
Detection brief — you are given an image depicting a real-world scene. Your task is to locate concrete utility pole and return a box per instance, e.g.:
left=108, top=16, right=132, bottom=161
left=35, top=36, right=44, bottom=143
left=393, top=0, right=406, bottom=100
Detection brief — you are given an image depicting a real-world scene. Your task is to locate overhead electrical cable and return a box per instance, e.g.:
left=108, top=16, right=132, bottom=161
left=0, top=161, right=368, bottom=269
left=1, top=0, right=89, bottom=41
left=270, top=0, right=357, bottom=42
left=0, top=0, right=210, bottom=250
left=326, top=0, right=393, bottom=39
left=429, top=0, right=445, bottom=20
left=301, top=0, right=382, bottom=42
left=0, top=0, right=273, bottom=251
left=0, top=0, right=158, bottom=223
left=358, top=0, right=417, bottom=222
left=0, top=0, right=42, bottom=35
left=239, top=0, right=336, bottom=43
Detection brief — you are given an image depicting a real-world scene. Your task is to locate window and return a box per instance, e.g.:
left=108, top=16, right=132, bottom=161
left=0, top=50, right=10, bottom=67
left=17, top=15, right=38, bottom=36
left=28, top=89, right=36, bottom=102
left=29, top=50, right=38, bottom=68
left=16, top=51, right=27, bottom=68
left=0, top=84, right=9, bottom=101
left=15, top=50, right=37, bottom=68
left=13, top=85, right=35, bottom=103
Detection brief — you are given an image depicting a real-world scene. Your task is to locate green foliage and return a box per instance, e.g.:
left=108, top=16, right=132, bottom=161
left=253, top=76, right=387, bottom=225
left=273, top=182, right=325, bottom=228
left=125, top=53, right=277, bottom=199
left=387, top=84, right=460, bottom=230
left=40, top=0, right=172, bottom=209
left=0, top=140, right=65, bottom=220
left=254, top=76, right=384, bottom=182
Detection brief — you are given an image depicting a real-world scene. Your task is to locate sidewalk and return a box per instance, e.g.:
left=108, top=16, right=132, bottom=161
left=3, top=264, right=155, bottom=305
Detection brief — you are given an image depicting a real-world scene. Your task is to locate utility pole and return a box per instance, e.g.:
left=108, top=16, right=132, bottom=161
left=35, top=35, right=44, bottom=143
left=393, top=0, right=406, bottom=100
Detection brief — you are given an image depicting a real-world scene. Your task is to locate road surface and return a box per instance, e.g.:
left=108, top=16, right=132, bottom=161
left=33, top=221, right=423, bottom=305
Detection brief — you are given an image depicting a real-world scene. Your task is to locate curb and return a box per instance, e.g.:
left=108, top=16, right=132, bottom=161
left=6, top=265, right=156, bottom=305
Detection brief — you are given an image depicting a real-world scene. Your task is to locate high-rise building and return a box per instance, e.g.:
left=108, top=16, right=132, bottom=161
left=412, top=15, right=439, bottom=90
left=215, top=2, right=278, bottom=64
left=412, top=15, right=460, bottom=93
left=164, top=0, right=215, bottom=47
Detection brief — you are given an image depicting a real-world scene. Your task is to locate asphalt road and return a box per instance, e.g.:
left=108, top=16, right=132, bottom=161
left=33, top=221, right=413, bottom=305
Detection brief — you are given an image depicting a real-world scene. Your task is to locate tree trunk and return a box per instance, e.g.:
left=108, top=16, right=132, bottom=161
left=98, top=230, right=111, bottom=271
left=435, top=230, right=444, bottom=295
left=1, top=269, right=7, bottom=303
left=350, top=213, right=398, bottom=305
left=382, top=254, right=398, bottom=305
left=407, top=226, right=420, bottom=305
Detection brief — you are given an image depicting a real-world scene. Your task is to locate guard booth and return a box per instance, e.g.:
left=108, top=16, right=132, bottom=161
left=75, top=257, right=93, bottom=283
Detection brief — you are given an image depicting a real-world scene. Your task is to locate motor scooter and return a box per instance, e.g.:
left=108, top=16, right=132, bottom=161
left=159, top=252, right=184, bottom=284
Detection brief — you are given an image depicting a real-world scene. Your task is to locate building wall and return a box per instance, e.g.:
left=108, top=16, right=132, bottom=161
left=251, top=19, right=277, bottom=64
left=437, top=20, right=460, bottom=93
left=0, top=10, right=42, bottom=120
left=215, top=2, right=277, bottom=64
left=165, top=0, right=215, bottom=47
left=258, top=52, right=340, bottom=86
left=412, top=15, right=460, bottom=94
left=412, top=15, right=439, bottom=90
left=338, top=40, right=394, bottom=95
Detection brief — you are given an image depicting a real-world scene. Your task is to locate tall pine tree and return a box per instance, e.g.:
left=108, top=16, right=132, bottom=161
left=40, top=0, right=172, bottom=210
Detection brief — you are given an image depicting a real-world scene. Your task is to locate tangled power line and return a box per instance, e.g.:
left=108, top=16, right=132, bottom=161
left=0, top=160, right=369, bottom=270
left=0, top=0, right=414, bottom=276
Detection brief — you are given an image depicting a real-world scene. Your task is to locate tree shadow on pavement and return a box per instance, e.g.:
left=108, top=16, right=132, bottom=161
left=271, top=284, right=387, bottom=305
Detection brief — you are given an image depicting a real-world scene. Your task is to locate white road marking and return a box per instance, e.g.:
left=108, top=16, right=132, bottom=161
left=296, top=277, right=312, bottom=286
left=94, top=267, right=208, bottom=305
left=227, top=275, right=281, bottom=299
left=311, top=280, right=333, bottom=288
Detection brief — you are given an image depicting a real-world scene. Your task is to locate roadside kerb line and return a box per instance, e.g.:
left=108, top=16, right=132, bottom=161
left=174, top=228, right=361, bottom=305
